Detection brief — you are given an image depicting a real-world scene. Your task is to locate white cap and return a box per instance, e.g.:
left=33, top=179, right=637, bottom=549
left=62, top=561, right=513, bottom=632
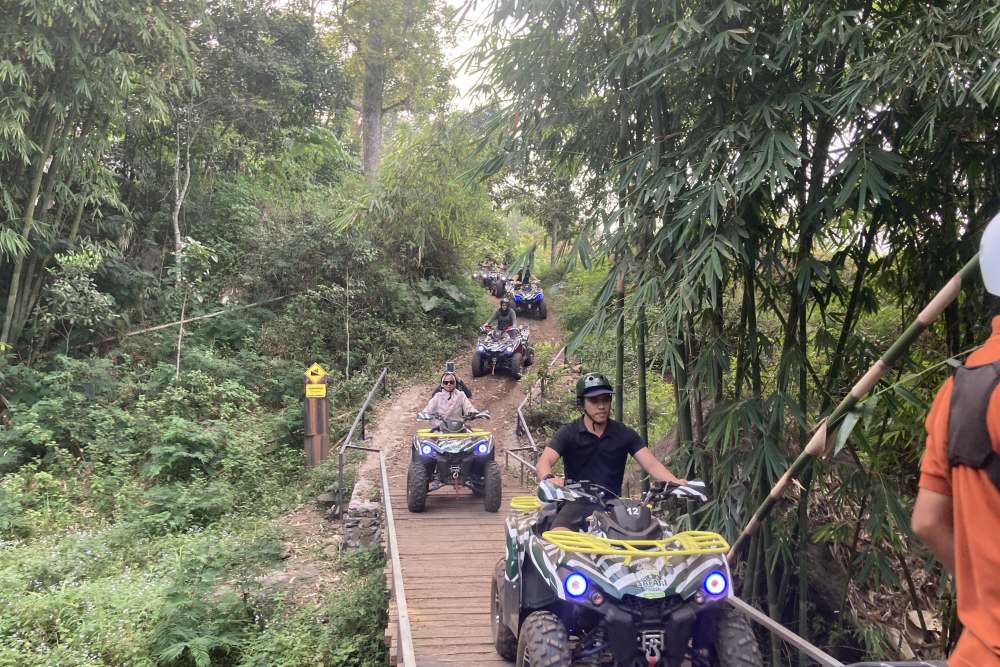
left=983, top=210, right=1000, bottom=296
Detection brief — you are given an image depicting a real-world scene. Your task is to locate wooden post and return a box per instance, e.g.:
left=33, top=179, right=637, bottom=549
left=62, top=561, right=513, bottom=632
left=304, top=363, right=330, bottom=467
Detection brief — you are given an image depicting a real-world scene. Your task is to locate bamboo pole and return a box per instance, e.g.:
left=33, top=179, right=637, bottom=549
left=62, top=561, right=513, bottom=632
left=637, top=304, right=650, bottom=492
left=727, top=253, right=982, bottom=563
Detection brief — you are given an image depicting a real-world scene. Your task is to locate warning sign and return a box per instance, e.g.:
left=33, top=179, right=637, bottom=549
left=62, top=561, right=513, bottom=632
left=305, top=384, right=327, bottom=398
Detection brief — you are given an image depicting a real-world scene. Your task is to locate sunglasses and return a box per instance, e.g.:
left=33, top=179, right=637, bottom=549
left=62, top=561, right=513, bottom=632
left=442, top=380, right=456, bottom=386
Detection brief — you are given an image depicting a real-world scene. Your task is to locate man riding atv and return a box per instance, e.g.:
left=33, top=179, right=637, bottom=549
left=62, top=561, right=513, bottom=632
left=422, top=371, right=480, bottom=431
left=536, top=372, right=686, bottom=530
left=485, top=297, right=517, bottom=331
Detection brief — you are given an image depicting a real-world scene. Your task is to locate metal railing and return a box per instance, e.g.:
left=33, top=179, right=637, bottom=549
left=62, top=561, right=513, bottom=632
left=336, top=367, right=389, bottom=517
left=330, top=367, right=415, bottom=667
left=507, top=344, right=567, bottom=483
left=378, top=449, right=417, bottom=667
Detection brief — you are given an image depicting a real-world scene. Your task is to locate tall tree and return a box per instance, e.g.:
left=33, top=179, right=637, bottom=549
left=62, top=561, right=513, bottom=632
left=335, top=0, right=453, bottom=181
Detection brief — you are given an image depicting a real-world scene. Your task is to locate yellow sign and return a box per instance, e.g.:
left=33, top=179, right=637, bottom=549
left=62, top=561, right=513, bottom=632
left=305, top=384, right=327, bottom=398
left=304, top=363, right=327, bottom=381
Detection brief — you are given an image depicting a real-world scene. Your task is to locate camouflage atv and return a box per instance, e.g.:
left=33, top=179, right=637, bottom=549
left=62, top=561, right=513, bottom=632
left=491, top=479, right=762, bottom=667
left=407, top=411, right=502, bottom=513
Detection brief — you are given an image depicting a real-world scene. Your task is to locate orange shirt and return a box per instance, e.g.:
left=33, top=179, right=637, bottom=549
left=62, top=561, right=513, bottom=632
left=920, top=315, right=1000, bottom=667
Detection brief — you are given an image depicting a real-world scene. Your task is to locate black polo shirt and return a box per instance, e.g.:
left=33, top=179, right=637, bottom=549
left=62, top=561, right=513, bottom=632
left=548, top=417, right=646, bottom=496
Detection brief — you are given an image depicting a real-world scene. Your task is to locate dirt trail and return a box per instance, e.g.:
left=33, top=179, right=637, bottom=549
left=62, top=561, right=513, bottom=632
left=381, top=295, right=563, bottom=665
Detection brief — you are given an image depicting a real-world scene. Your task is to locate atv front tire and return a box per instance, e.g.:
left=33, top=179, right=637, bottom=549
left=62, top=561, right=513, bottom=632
left=406, top=461, right=429, bottom=513
left=492, top=559, right=517, bottom=661
left=538, top=301, right=547, bottom=319
left=510, top=352, right=523, bottom=379
left=483, top=462, right=502, bottom=512
left=515, top=611, right=571, bottom=667
left=472, top=351, right=485, bottom=378
left=714, top=604, right=763, bottom=667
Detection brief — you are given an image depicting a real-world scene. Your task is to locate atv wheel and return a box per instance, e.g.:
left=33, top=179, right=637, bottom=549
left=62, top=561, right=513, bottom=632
left=406, top=461, right=429, bottom=513
left=483, top=462, right=502, bottom=512
left=510, top=352, right=523, bottom=379
left=515, top=611, right=570, bottom=667
left=492, top=559, right=517, bottom=661
left=537, top=301, right=547, bottom=319
left=472, top=351, right=485, bottom=378
left=713, top=604, right=763, bottom=667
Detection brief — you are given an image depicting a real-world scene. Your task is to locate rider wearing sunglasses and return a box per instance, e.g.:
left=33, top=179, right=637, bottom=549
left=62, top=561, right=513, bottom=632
left=422, top=372, right=480, bottom=431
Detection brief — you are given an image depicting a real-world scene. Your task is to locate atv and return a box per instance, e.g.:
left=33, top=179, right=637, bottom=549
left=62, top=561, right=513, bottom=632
left=473, top=324, right=534, bottom=379
left=406, top=410, right=503, bottom=513
left=492, top=272, right=511, bottom=298
left=512, top=282, right=547, bottom=319
left=492, top=479, right=762, bottom=667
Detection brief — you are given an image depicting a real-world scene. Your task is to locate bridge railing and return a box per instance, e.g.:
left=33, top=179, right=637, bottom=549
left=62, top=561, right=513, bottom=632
left=331, top=367, right=416, bottom=667
left=507, top=344, right=567, bottom=482
left=336, top=367, right=389, bottom=516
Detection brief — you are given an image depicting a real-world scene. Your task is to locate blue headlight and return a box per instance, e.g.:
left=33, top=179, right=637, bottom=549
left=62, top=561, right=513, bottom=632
left=420, top=444, right=434, bottom=457
left=564, top=573, right=588, bottom=598
left=514, top=295, right=521, bottom=302
left=505, top=346, right=513, bottom=355
left=535, top=293, right=543, bottom=301
left=475, top=441, right=491, bottom=455
left=477, top=344, right=485, bottom=352
left=703, top=571, right=728, bottom=597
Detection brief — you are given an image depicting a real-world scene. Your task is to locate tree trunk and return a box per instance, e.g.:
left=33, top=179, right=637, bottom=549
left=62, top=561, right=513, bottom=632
left=172, top=116, right=195, bottom=288
left=361, top=14, right=385, bottom=183
left=2, top=114, right=58, bottom=346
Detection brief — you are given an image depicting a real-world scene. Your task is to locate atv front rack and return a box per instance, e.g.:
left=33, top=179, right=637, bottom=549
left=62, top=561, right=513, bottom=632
left=510, top=495, right=542, bottom=511
left=416, top=429, right=492, bottom=439
left=541, top=530, right=729, bottom=565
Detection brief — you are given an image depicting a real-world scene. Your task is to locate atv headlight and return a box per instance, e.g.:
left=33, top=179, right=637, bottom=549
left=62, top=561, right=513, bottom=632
left=477, top=344, right=485, bottom=353
left=475, top=440, right=491, bottom=455
left=564, top=573, right=588, bottom=598
left=514, top=295, right=521, bottom=303
left=703, top=571, right=728, bottom=597
left=535, top=293, right=543, bottom=301
left=420, top=444, right=434, bottom=457
left=505, top=346, right=513, bottom=355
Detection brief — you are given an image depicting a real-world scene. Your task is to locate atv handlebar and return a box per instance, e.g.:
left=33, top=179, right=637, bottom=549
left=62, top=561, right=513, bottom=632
left=642, top=480, right=709, bottom=505
left=416, top=410, right=490, bottom=422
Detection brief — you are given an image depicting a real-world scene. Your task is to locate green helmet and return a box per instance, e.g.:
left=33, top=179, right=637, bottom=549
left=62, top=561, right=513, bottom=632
left=575, top=372, right=614, bottom=401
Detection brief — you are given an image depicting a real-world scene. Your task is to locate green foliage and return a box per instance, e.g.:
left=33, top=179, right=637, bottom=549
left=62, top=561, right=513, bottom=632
left=37, top=242, right=118, bottom=349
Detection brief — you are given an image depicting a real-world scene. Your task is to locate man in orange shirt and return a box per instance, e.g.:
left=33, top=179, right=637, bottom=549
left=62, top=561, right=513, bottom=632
left=912, top=212, right=1000, bottom=667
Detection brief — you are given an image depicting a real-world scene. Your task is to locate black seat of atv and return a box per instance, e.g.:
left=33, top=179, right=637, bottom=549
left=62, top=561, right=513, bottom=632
left=591, top=503, right=663, bottom=541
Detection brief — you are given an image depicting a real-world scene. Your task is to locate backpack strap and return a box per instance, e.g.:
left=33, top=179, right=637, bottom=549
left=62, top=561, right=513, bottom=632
left=948, top=359, right=1000, bottom=490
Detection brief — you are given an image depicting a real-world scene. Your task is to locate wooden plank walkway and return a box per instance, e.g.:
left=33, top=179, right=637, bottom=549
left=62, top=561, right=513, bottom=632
left=385, top=461, right=529, bottom=666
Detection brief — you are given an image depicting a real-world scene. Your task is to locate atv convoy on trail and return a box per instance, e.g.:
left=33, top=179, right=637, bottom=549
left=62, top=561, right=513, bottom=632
left=492, top=479, right=762, bottom=667
left=491, top=272, right=511, bottom=297
left=510, top=281, right=547, bottom=319
left=473, top=324, right=534, bottom=379
left=406, top=410, right=503, bottom=513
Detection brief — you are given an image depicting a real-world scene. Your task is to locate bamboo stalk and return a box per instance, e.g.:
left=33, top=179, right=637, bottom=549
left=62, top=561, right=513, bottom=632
left=727, top=253, right=982, bottom=563
left=637, top=304, right=649, bottom=492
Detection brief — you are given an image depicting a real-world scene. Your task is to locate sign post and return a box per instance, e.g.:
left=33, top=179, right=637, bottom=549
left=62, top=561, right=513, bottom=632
left=303, top=363, right=330, bottom=467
